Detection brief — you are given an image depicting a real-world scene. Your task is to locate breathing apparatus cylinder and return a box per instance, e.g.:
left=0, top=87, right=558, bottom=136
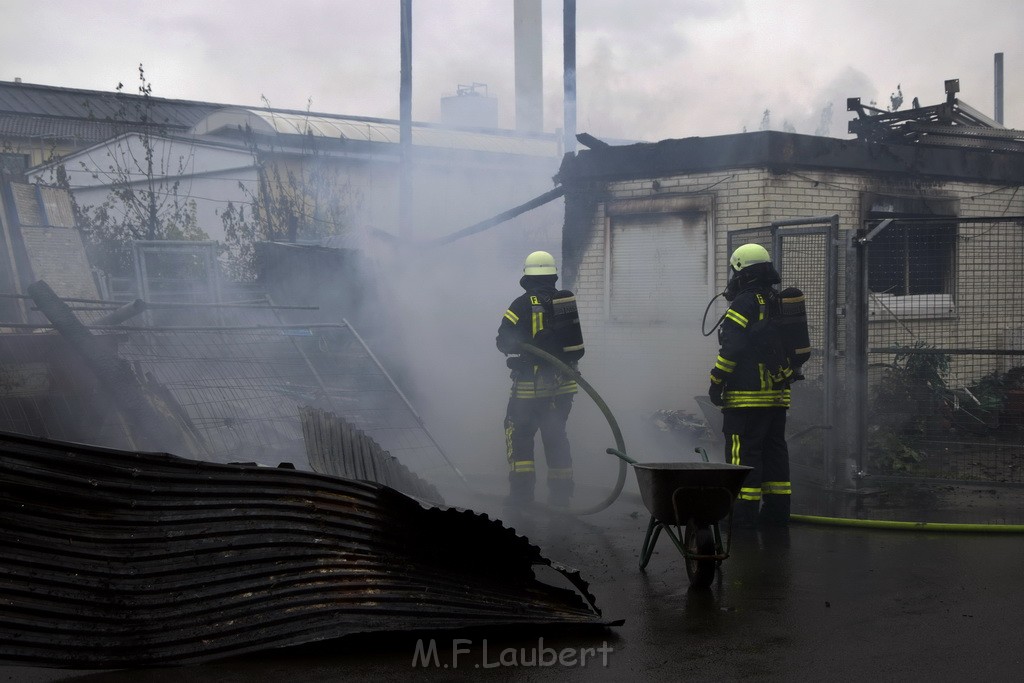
left=777, top=286, right=811, bottom=374
left=548, top=293, right=585, bottom=360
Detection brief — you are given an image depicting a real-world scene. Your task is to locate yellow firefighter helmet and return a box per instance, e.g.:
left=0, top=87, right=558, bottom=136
left=729, top=243, right=771, bottom=272
left=523, top=250, right=557, bottom=276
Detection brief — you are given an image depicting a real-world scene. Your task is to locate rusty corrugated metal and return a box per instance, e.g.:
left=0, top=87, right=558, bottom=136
left=0, top=431, right=605, bottom=668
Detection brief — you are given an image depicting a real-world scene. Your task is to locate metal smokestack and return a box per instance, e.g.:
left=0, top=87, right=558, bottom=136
left=514, top=0, right=543, bottom=132
left=563, top=0, right=576, bottom=154
left=994, top=52, right=1004, bottom=125
left=399, top=0, right=412, bottom=244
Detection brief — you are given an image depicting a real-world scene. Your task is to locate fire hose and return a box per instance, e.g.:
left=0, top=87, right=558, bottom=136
left=518, top=343, right=628, bottom=516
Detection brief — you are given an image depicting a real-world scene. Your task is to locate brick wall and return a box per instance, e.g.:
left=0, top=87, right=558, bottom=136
left=570, top=166, right=1024, bottom=415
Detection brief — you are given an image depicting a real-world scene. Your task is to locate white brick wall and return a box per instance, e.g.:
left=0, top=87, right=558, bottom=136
left=570, top=166, right=1024, bottom=414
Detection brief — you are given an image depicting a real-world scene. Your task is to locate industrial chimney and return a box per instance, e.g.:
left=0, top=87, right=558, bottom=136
left=514, top=0, right=543, bottom=132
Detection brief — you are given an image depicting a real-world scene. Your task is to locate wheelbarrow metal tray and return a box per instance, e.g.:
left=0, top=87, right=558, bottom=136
left=633, top=462, right=752, bottom=526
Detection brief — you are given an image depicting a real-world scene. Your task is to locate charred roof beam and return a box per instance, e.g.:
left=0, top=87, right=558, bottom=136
left=848, top=79, right=1011, bottom=148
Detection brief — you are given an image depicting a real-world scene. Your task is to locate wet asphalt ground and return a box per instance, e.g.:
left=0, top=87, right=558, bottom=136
left=3, top=490, right=1022, bottom=683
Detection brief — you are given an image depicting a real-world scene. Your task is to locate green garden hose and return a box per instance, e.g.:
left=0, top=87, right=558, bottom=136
left=790, top=514, right=1024, bottom=533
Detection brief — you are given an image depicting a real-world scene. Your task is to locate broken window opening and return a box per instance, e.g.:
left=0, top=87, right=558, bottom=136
left=867, top=220, right=956, bottom=297
left=865, top=194, right=959, bottom=321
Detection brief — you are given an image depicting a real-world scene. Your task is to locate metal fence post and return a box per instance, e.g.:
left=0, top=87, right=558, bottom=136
left=824, top=214, right=840, bottom=488
left=846, top=227, right=870, bottom=481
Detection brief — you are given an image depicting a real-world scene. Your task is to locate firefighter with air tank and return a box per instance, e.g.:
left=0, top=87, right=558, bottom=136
left=708, top=243, right=810, bottom=527
left=496, top=251, right=585, bottom=508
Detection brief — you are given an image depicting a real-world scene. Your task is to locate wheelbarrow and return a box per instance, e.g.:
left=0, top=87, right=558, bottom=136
left=608, top=447, right=752, bottom=588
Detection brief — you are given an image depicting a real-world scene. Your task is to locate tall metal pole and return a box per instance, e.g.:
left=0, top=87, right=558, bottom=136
left=399, top=0, right=413, bottom=245
left=562, top=0, right=577, bottom=155
left=994, top=52, right=1004, bottom=125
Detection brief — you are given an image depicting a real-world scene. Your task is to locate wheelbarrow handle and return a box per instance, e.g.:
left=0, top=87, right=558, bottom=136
left=606, top=447, right=638, bottom=466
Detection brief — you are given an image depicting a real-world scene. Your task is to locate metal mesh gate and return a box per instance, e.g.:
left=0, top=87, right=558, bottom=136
left=844, top=216, right=1024, bottom=523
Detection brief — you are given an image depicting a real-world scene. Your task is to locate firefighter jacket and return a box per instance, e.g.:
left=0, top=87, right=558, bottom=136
left=496, top=275, right=584, bottom=399
left=709, top=285, right=793, bottom=409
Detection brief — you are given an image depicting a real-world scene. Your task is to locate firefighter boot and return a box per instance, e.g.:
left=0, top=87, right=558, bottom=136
left=506, top=471, right=536, bottom=507
left=547, top=478, right=574, bottom=509
left=731, top=498, right=760, bottom=529
left=759, top=494, right=791, bottom=527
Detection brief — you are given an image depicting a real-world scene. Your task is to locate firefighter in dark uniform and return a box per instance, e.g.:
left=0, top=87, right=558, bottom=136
left=708, top=243, right=794, bottom=527
left=496, top=251, right=585, bottom=507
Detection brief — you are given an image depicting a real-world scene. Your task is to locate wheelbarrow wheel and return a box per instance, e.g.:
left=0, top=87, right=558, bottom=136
left=684, top=521, right=717, bottom=588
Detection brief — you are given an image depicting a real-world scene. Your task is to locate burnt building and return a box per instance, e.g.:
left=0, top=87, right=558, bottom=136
left=554, top=83, right=1024, bottom=489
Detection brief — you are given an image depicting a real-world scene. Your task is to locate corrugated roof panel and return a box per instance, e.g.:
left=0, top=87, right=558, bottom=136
left=0, top=81, right=219, bottom=128
left=247, top=110, right=398, bottom=143
left=0, top=114, right=122, bottom=142
left=0, top=431, right=606, bottom=668
left=233, top=109, right=558, bottom=156
left=335, top=119, right=399, bottom=143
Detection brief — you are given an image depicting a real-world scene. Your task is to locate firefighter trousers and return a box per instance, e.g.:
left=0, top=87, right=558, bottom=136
left=504, top=392, right=574, bottom=503
left=722, top=407, right=791, bottom=526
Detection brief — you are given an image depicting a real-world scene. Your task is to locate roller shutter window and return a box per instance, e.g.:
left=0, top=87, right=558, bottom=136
left=609, top=211, right=707, bottom=322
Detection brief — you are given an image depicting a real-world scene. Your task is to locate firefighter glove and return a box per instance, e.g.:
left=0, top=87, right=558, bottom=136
left=708, top=382, right=725, bottom=407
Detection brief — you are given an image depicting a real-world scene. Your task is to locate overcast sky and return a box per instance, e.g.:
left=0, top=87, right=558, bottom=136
left=2, top=0, right=1020, bottom=142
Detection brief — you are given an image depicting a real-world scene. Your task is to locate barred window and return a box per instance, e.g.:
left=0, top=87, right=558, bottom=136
left=867, top=221, right=956, bottom=296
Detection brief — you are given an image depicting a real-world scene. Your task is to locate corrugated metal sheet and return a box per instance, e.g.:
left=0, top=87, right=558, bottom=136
left=0, top=114, right=122, bottom=143
left=301, top=405, right=444, bottom=505
left=0, top=431, right=605, bottom=668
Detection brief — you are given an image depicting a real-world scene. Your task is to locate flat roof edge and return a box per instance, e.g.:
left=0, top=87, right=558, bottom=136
left=557, top=131, right=1024, bottom=187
